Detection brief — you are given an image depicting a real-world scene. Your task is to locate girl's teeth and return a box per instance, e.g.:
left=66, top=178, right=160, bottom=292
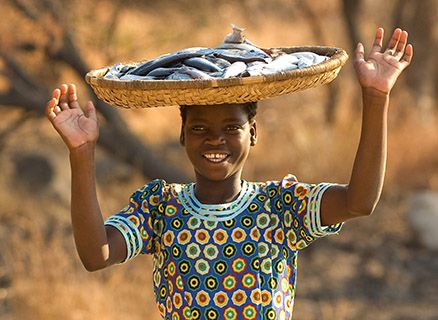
left=204, top=153, right=228, bottom=161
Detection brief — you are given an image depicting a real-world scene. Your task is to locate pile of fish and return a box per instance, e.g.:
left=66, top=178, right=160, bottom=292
left=104, top=26, right=328, bottom=81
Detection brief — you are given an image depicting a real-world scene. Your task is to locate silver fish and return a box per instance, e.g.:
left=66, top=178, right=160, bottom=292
left=223, top=24, right=246, bottom=43
left=260, top=54, right=299, bottom=74
left=166, top=72, right=192, bottom=80
left=119, top=74, right=156, bottom=80
left=290, top=52, right=328, bottom=68
left=262, top=64, right=298, bottom=75
left=212, top=49, right=268, bottom=63
left=129, top=47, right=213, bottom=76
left=215, top=43, right=271, bottom=59
left=270, top=54, right=299, bottom=65
left=179, top=66, right=213, bottom=79
left=103, top=73, right=119, bottom=80
left=223, top=61, right=247, bottom=78
left=146, top=67, right=183, bottom=77
left=208, top=70, right=225, bottom=78
left=104, top=63, right=125, bottom=79
left=120, top=65, right=136, bottom=74
left=204, top=56, right=232, bottom=69
left=183, top=57, right=222, bottom=72
left=246, top=61, right=267, bottom=76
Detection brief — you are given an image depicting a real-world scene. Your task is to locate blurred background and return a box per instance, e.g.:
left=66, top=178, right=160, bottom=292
left=0, top=0, right=437, bottom=319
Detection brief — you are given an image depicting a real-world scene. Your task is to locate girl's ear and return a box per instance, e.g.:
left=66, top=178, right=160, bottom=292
left=250, top=120, right=257, bottom=146
left=180, top=126, right=185, bottom=146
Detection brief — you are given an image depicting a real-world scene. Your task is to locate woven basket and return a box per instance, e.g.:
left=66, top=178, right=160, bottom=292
left=85, top=46, right=348, bottom=109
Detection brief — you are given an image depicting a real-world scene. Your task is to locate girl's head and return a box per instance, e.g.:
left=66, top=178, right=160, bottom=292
left=179, top=102, right=258, bottom=182
left=179, top=102, right=257, bottom=124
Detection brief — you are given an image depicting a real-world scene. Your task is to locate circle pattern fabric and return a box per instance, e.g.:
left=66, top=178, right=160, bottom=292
left=105, top=175, right=342, bottom=319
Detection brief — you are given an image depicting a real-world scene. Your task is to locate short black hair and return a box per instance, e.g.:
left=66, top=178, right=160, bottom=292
left=179, top=102, right=258, bottom=124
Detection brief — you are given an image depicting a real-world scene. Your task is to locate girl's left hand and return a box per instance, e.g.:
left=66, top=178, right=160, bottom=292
left=354, top=27, right=413, bottom=95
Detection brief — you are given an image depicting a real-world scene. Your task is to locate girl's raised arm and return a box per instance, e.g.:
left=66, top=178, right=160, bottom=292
left=319, top=28, right=413, bottom=226
left=46, top=84, right=127, bottom=270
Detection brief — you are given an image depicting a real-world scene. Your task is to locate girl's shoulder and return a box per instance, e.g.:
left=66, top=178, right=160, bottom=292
left=256, top=174, right=299, bottom=189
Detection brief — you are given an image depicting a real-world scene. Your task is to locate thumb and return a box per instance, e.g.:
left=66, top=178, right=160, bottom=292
left=85, top=101, right=98, bottom=122
left=353, top=42, right=365, bottom=71
left=354, top=43, right=365, bottom=62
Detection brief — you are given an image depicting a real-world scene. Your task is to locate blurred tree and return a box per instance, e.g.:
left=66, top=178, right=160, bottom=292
left=341, top=0, right=361, bottom=54
left=339, top=0, right=438, bottom=117
left=0, top=0, right=188, bottom=182
left=300, top=1, right=343, bottom=124
left=392, top=0, right=437, bottom=114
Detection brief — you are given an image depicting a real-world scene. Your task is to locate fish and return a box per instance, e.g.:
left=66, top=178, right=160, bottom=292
left=268, top=54, right=299, bottom=67
left=179, top=66, right=213, bottom=79
left=204, top=56, right=232, bottom=69
left=146, top=67, right=183, bottom=77
left=223, top=24, right=246, bottom=43
left=128, top=47, right=213, bottom=76
left=166, top=72, right=193, bottom=80
left=258, top=54, right=300, bottom=74
left=103, top=73, right=119, bottom=80
left=104, top=63, right=125, bottom=79
left=165, top=66, right=213, bottom=80
left=212, top=49, right=269, bottom=63
left=289, top=52, right=328, bottom=68
left=119, top=74, right=157, bottom=80
left=262, top=64, right=298, bottom=75
left=120, top=65, right=136, bottom=74
left=215, top=42, right=271, bottom=59
left=102, top=26, right=331, bottom=82
left=218, top=24, right=271, bottom=58
left=223, top=61, right=247, bottom=78
left=246, top=61, right=267, bottom=76
left=208, top=70, right=225, bottom=78
left=183, top=57, right=222, bottom=72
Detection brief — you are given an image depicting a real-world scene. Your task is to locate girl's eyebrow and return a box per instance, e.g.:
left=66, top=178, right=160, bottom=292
left=223, top=118, right=248, bottom=124
left=187, top=117, right=245, bottom=123
left=186, top=116, right=207, bottom=122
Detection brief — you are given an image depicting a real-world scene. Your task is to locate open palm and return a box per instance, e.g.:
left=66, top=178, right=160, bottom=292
left=47, top=84, right=99, bottom=150
left=354, top=28, right=413, bottom=94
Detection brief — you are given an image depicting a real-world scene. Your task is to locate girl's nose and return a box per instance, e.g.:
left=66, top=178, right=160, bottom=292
left=205, top=131, right=225, bottom=145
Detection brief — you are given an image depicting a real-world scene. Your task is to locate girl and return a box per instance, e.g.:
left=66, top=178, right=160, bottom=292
left=46, top=28, right=412, bottom=319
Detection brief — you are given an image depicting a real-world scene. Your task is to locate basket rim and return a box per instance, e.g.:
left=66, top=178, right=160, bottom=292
left=85, top=46, right=348, bottom=91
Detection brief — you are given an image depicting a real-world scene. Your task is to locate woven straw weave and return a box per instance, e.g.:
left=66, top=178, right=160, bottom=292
left=85, top=46, right=348, bottom=109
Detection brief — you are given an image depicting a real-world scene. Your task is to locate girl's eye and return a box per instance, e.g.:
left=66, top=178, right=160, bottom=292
left=227, top=125, right=242, bottom=132
left=191, top=126, right=206, bottom=132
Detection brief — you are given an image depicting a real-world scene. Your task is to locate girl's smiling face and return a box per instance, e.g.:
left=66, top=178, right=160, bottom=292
left=180, top=103, right=257, bottom=183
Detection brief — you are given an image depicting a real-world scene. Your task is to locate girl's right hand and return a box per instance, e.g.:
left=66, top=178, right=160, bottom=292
left=46, top=83, right=99, bottom=151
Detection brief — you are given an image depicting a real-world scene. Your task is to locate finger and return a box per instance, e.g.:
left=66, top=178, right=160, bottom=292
left=46, top=98, right=62, bottom=118
left=394, top=30, right=408, bottom=59
left=54, top=105, right=62, bottom=115
left=354, top=42, right=365, bottom=67
left=47, top=111, right=57, bottom=121
left=85, top=101, right=97, bottom=121
left=67, top=83, right=81, bottom=109
left=386, top=28, right=402, bottom=53
left=59, top=84, right=69, bottom=111
left=401, top=43, right=413, bottom=67
left=46, top=97, right=58, bottom=120
left=369, top=27, right=384, bottom=55
left=51, top=88, right=61, bottom=102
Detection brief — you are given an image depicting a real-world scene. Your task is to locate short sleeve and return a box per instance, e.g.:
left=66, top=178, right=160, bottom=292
left=276, top=174, right=343, bottom=251
left=104, top=179, right=165, bottom=263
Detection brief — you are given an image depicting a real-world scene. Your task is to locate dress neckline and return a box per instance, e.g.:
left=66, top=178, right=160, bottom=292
left=177, top=180, right=258, bottom=221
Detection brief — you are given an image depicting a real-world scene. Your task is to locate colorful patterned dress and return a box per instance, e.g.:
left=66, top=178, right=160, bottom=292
left=105, top=174, right=343, bottom=320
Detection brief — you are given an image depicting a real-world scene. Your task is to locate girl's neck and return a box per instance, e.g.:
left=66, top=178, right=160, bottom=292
left=194, top=173, right=243, bottom=204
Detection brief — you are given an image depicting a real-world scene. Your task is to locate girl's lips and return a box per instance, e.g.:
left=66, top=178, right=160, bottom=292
left=202, top=152, right=230, bottom=163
